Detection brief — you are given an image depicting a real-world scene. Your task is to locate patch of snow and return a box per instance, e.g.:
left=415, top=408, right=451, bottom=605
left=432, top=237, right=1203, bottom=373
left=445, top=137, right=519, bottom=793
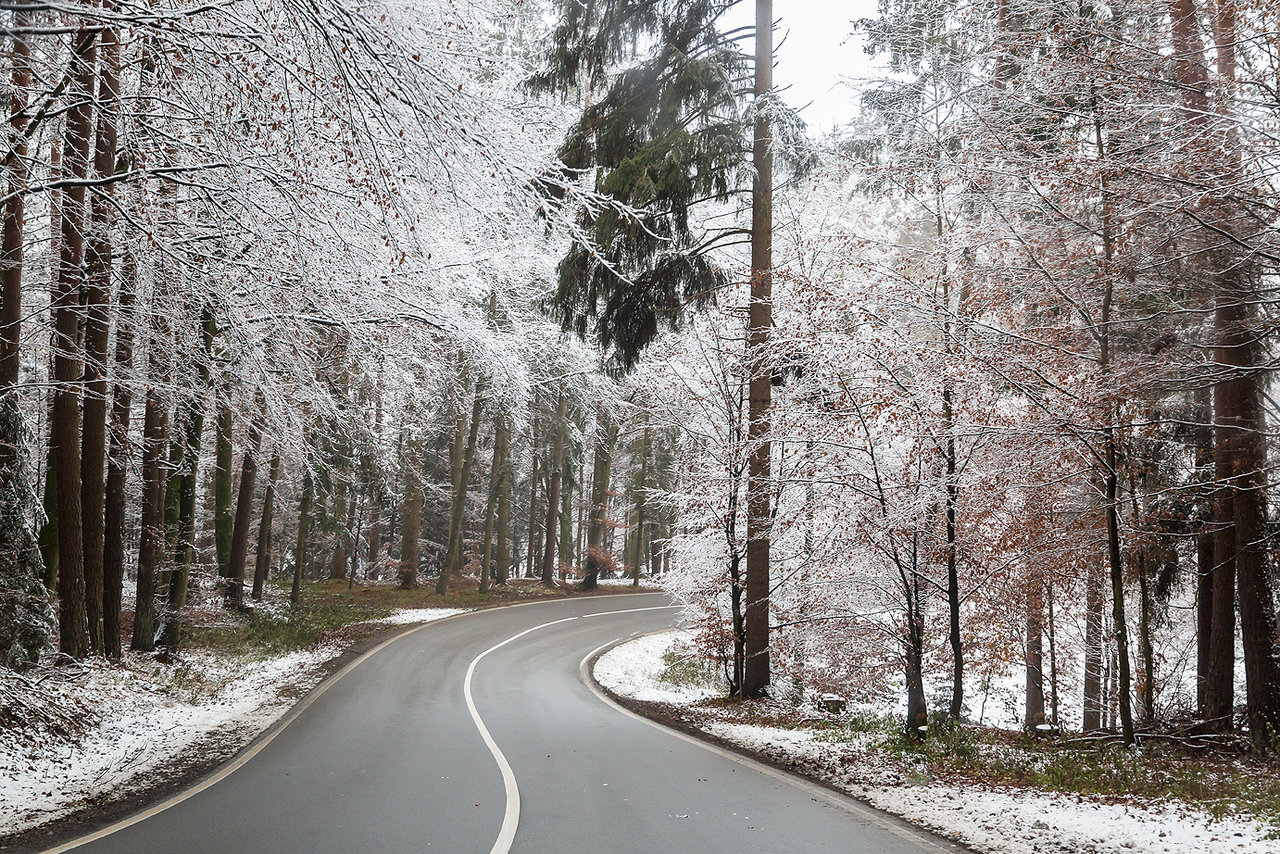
left=595, top=630, right=1278, bottom=854
left=375, top=607, right=469, bottom=626
left=594, top=630, right=721, bottom=704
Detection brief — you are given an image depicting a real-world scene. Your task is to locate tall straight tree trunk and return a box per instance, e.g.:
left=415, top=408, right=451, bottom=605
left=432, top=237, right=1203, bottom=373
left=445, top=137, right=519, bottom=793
left=525, top=403, right=540, bottom=579
left=478, top=418, right=506, bottom=593
left=213, top=392, right=233, bottom=575
left=495, top=418, right=512, bottom=586
left=559, top=461, right=573, bottom=581
left=1212, top=0, right=1280, bottom=750
left=629, top=426, right=650, bottom=587
left=0, top=6, right=31, bottom=389
left=1025, top=578, right=1045, bottom=731
left=1193, top=386, right=1215, bottom=715
left=252, top=452, right=280, bottom=600
left=1167, top=0, right=1276, bottom=738
left=327, top=480, right=349, bottom=581
left=1136, top=547, right=1156, bottom=725
left=540, top=394, right=567, bottom=587
left=39, top=125, right=63, bottom=591
left=160, top=305, right=215, bottom=652
left=439, top=383, right=483, bottom=595
left=80, top=10, right=121, bottom=655
left=743, top=0, right=774, bottom=699
left=398, top=441, right=423, bottom=589
left=1083, top=556, right=1104, bottom=732
left=132, top=354, right=169, bottom=652
left=904, top=566, right=928, bottom=736
left=291, top=470, right=312, bottom=605
left=52, top=29, right=99, bottom=659
left=226, top=420, right=261, bottom=608
left=102, top=248, right=135, bottom=659
left=1093, top=101, right=1135, bottom=745
left=578, top=409, right=617, bottom=592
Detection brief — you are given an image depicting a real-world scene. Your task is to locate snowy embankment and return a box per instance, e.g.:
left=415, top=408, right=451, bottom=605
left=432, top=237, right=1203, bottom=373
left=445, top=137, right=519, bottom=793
left=593, top=630, right=1276, bottom=854
left=0, top=607, right=465, bottom=837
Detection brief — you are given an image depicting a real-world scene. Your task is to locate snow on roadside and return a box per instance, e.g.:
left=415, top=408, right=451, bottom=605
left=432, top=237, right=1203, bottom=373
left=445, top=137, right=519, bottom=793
left=376, top=607, right=469, bottom=626
left=594, top=630, right=1277, bottom=854
left=594, top=631, right=720, bottom=704
left=0, top=607, right=467, bottom=837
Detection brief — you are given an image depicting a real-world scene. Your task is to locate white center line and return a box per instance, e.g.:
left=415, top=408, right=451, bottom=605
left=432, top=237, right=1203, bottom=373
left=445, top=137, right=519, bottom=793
left=463, top=615, right=578, bottom=854
left=464, top=602, right=680, bottom=854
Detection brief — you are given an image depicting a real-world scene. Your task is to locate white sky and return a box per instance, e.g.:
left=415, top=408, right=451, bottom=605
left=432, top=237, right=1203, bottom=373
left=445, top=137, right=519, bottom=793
left=723, top=1, right=884, bottom=132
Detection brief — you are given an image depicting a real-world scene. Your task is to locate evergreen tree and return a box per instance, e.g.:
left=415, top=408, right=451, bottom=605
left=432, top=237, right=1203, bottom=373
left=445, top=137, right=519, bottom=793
left=528, top=0, right=750, bottom=368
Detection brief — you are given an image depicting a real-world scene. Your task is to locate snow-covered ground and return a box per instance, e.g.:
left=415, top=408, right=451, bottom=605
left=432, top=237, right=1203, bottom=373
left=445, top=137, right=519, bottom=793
left=0, top=607, right=465, bottom=838
left=593, top=630, right=1277, bottom=854
left=378, top=607, right=469, bottom=625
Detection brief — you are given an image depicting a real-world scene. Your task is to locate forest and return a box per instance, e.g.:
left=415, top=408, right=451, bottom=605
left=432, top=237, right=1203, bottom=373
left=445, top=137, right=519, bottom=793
left=1, top=0, right=1280, bottom=815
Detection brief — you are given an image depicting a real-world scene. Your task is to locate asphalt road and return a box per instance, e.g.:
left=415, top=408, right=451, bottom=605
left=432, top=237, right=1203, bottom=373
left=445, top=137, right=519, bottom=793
left=50, top=593, right=958, bottom=853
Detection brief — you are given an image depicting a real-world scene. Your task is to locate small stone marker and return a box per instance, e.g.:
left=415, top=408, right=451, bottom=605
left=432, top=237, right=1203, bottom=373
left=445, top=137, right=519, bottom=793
left=820, top=694, right=846, bottom=713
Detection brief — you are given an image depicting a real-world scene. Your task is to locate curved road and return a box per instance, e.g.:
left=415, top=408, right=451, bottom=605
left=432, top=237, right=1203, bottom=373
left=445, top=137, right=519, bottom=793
left=48, top=594, right=957, bottom=853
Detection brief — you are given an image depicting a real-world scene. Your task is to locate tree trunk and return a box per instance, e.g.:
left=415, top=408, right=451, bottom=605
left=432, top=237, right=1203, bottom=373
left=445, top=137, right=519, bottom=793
left=1025, top=579, right=1045, bottom=731
left=291, top=470, right=312, bottom=606
left=540, top=394, right=567, bottom=587
left=78, top=11, right=122, bottom=655
left=252, top=452, right=280, bottom=600
left=525, top=404, right=540, bottom=579
left=398, top=442, right=423, bottom=590
left=226, top=421, right=261, bottom=608
left=213, top=394, right=233, bottom=575
left=558, top=460, right=573, bottom=581
left=495, top=418, right=512, bottom=586
left=132, top=377, right=169, bottom=651
left=1104, top=427, right=1135, bottom=745
left=1136, top=547, right=1156, bottom=726
left=160, top=306, right=216, bottom=652
left=1212, top=1, right=1280, bottom=750
left=1194, top=386, right=1215, bottom=715
left=904, top=575, right=928, bottom=737
left=629, top=425, right=650, bottom=587
left=327, top=481, right=349, bottom=581
left=578, top=410, right=617, bottom=592
left=52, top=29, right=99, bottom=659
left=743, top=0, right=774, bottom=699
left=439, top=383, right=483, bottom=595
left=0, top=7, right=31, bottom=390
left=38, top=122, right=63, bottom=592
left=1083, top=555, right=1104, bottom=732
left=102, top=248, right=135, bottom=659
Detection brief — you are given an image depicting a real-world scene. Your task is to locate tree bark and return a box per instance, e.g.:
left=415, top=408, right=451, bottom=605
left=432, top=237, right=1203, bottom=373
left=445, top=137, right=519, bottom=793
left=0, top=6, right=31, bottom=390
left=327, top=480, right=349, bottom=581
left=226, top=420, right=262, bottom=608
left=1025, top=579, right=1045, bottom=731
left=629, top=425, right=650, bottom=587
left=252, top=452, right=280, bottom=600
left=160, top=305, right=215, bottom=653
left=213, top=392, right=233, bottom=575
left=495, top=418, right=512, bottom=586
left=398, top=441, right=422, bottom=589
left=52, top=29, right=99, bottom=659
left=540, top=394, right=567, bottom=587
left=439, top=383, right=483, bottom=594
left=79, top=11, right=122, bottom=655
left=1083, top=554, right=1104, bottom=732
left=578, top=410, right=617, bottom=592
left=291, top=470, right=312, bottom=606
left=102, top=248, right=135, bottom=659
left=525, top=404, right=540, bottom=579
left=743, top=0, right=774, bottom=699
